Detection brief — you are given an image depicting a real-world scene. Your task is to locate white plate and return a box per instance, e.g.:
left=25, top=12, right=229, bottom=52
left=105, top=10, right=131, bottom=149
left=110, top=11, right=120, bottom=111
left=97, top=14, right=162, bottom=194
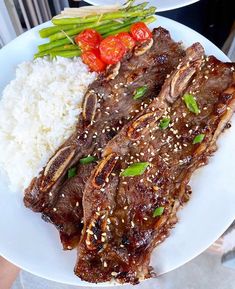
left=84, top=0, right=199, bottom=12
left=0, top=16, right=235, bottom=286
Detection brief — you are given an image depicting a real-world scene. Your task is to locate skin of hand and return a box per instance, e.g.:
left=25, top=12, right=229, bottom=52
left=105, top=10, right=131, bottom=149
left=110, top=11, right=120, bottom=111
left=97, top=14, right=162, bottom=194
left=0, top=257, right=20, bottom=289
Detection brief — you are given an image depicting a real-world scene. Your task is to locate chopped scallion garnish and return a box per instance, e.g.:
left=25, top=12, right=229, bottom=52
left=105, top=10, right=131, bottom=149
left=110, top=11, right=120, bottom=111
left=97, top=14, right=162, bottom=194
left=153, top=206, right=164, bottom=217
left=68, top=167, right=76, bottom=178
left=79, top=155, right=97, bottom=165
left=121, top=162, right=150, bottom=177
left=193, top=133, right=205, bottom=144
left=133, top=85, right=148, bottom=100
left=183, top=93, right=200, bottom=115
left=159, top=117, right=171, bottom=129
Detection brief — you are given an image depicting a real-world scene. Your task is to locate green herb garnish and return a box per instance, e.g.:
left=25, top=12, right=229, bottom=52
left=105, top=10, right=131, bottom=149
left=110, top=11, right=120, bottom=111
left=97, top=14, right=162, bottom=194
left=159, top=117, right=171, bottom=129
left=133, top=85, right=148, bottom=100
left=183, top=93, right=200, bottom=115
left=153, top=206, right=164, bottom=217
left=121, top=162, right=150, bottom=177
left=193, top=134, right=205, bottom=144
left=68, top=167, right=76, bottom=178
left=79, top=155, right=97, bottom=165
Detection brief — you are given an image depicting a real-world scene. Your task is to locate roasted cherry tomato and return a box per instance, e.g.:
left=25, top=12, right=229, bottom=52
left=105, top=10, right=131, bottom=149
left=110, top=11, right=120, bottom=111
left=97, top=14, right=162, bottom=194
left=116, top=32, right=136, bottom=51
left=99, top=36, right=126, bottom=65
left=81, top=50, right=106, bottom=72
left=75, top=29, right=102, bottom=52
left=130, top=22, right=152, bottom=42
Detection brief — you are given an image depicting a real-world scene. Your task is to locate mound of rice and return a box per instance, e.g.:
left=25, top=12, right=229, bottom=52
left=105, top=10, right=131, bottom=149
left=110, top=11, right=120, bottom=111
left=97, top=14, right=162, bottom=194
left=0, top=57, right=97, bottom=192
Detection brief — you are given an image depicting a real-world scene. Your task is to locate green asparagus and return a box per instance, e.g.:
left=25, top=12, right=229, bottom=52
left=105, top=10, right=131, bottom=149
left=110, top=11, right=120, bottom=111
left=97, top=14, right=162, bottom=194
left=34, top=44, right=79, bottom=58
left=38, top=38, right=71, bottom=52
left=49, top=20, right=116, bottom=42
left=49, top=50, right=82, bottom=58
left=102, top=15, right=156, bottom=37
left=52, top=7, right=156, bottom=25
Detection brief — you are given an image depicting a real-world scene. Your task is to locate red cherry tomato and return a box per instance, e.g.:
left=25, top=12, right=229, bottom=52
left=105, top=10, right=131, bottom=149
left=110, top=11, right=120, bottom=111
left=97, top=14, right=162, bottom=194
left=130, top=22, right=152, bottom=42
left=75, top=29, right=102, bottom=52
left=99, top=36, right=126, bottom=65
left=81, top=50, right=106, bottom=72
left=116, top=32, right=136, bottom=51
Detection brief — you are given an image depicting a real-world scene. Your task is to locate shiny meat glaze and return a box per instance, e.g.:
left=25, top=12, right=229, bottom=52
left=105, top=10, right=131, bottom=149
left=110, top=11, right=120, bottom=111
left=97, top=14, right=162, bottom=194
left=25, top=27, right=185, bottom=249
left=75, top=44, right=235, bottom=284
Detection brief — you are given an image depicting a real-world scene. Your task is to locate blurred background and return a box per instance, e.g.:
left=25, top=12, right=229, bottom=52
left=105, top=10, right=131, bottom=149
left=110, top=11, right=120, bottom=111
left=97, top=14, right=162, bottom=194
left=0, top=0, right=234, bottom=59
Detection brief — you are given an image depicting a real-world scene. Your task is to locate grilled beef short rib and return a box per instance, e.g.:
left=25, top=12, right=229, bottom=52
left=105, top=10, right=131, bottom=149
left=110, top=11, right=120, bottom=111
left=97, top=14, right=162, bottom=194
left=75, top=44, right=235, bottom=284
left=24, top=27, right=185, bottom=249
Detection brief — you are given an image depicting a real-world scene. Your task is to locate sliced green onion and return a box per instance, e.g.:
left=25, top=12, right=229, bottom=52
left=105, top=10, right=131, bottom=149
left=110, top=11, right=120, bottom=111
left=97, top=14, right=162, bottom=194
left=193, top=134, right=205, bottom=144
left=68, top=167, right=76, bottom=178
left=159, top=117, right=171, bottom=130
left=121, top=162, right=150, bottom=177
left=79, top=155, right=97, bottom=165
left=133, top=85, right=148, bottom=100
left=183, top=93, right=200, bottom=115
left=153, top=206, right=164, bottom=217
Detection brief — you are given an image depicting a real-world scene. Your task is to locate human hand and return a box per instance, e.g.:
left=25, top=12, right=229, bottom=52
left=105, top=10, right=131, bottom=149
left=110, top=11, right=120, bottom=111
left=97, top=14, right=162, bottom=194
left=0, top=256, right=20, bottom=289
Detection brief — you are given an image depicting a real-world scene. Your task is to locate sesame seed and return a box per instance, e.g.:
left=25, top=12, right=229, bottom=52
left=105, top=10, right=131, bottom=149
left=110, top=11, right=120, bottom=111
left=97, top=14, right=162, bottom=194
left=61, top=194, right=65, bottom=198
left=67, top=246, right=72, bottom=250
left=121, top=219, right=125, bottom=223
left=49, top=192, right=52, bottom=197
left=143, top=217, right=148, bottom=221
left=53, top=208, right=57, bottom=212
left=131, top=221, right=135, bottom=228
left=111, top=272, right=118, bottom=277
left=120, top=244, right=124, bottom=248
left=124, top=206, right=128, bottom=210
left=76, top=202, right=79, bottom=207
left=86, top=240, right=91, bottom=245
left=101, top=236, right=106, bottom=242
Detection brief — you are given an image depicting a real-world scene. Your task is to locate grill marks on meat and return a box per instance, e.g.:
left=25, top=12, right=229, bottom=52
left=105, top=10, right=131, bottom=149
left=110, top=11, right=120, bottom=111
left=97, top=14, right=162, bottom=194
left=75, top=45, right=235, bottom=284
left=24, top=27, right=185, bottom=249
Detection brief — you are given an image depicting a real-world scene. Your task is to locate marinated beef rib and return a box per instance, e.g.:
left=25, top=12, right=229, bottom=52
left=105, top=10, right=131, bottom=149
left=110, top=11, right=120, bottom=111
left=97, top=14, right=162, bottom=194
left=75, top=44, right=235, bottom=284
left=24, top=27, right=185, bottom=249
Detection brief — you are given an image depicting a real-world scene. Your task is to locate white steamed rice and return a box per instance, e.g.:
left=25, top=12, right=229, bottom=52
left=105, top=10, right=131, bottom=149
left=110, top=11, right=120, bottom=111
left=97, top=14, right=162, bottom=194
left=0, top=56, right=97, bottom=192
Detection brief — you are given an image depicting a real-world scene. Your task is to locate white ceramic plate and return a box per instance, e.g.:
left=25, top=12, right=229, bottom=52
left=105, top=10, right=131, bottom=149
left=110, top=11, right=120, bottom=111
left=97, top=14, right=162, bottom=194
left=0, top=16, right=235, bottom=286
left=84, top=0, right=199, bottom=12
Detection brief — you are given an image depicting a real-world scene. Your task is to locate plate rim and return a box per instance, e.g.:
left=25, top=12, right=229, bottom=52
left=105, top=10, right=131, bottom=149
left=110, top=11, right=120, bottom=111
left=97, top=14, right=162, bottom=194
left=84, top=0, right=200, bottom=13
left=0, top=15, right=233, bottom=286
